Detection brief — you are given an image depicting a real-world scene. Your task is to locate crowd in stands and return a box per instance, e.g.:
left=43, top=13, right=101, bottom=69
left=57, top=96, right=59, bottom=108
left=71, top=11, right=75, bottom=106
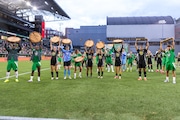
left=0, top=40, right=52, bottom=57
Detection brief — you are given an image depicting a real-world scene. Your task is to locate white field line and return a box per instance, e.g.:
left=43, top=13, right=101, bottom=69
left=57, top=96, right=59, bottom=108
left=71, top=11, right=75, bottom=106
left=0, top=68, right=50, bottom=80
left=0, top=116, right=66, bottom=120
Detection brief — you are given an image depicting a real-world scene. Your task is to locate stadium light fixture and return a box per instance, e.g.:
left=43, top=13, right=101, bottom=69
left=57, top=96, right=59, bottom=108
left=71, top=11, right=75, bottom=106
left=33, top=6, right=37, bottom=10
left=45, top=1, right=49, bottom=5
left=26, top=1, right=31, bottom=6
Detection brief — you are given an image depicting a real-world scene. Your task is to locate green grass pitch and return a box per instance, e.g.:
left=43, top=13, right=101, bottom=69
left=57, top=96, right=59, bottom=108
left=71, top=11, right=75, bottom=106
left=0, top=60, right=180, bottom=120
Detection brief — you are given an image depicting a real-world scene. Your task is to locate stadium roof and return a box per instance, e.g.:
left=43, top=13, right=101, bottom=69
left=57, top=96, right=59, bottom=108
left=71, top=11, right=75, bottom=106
left=0, top=0, right=70, bottom=21
left=107, top=16, right=174, bottom=25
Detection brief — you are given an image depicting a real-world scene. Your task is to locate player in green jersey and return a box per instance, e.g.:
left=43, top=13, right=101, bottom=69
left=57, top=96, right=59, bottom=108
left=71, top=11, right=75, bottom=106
left=160, top=38, right=176, bottom=84
left=73, top=49, right=83, bottom=79
left=105, top=48, right=114, bottom=72
left=126, top=51, right=135, bottom=72
left=28, top=41, right=42, bottom=82
left=4, top=41, right=22, bottom=83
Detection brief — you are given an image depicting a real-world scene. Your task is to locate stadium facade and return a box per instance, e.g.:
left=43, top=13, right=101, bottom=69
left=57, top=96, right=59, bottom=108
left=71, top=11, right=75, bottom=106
left=66, top=16, right=180, bottom=55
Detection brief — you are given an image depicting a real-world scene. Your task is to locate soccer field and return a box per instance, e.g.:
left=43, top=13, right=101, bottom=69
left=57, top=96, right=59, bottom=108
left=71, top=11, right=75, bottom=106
left=0, top=60, right=180, bottom=120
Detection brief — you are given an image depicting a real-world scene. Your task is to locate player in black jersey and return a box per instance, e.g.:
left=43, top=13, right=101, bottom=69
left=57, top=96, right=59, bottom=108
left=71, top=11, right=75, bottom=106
left=135, top=40, right=149, bottom=81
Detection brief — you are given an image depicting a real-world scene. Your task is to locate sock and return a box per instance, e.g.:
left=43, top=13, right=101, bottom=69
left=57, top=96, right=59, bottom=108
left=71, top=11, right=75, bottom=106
left=6, top=72, right=10, bottom=79
left=127, top=68, right=129, bottom=71
left=139, top=71, right=141, bottom=77
left=90, top=72, right=92, bottom=77
left=101, top=71, right=103, bottom=76
left=30, top=76, right=33, bottom=81
left=111, top=65, right=114, bottom=72
left=51, top=72, right=54, bottom=77
left=107, top=66, right=110, bottom=72
left=130, top=67, right=132, bottom=71
left=144, top=71, right=146, bottom=77
left=64, top=69, right=66, bottom=77
left=56, top=72, right=58, bottom=77
left=74, top=73, right=76, bottom=78
left=86, top=72, right=88, bottom=77
left=79, top=72, right=82, bottom=76
left=68, top=70, right=71, bottom=76
left=173, top=77, right=176, bottom=81
left=116, top=73, right=118, bottom=76
left=38, top=77, right=40, bottom=81
left=151, top=65, right=153, bottom=69
left=15, top=71, right=18, bottom=79
left=98, top=71, right=100, bottom=76
left=148, top=66, right=150, bottom=69
left=166, top=77, right=169, bottom=80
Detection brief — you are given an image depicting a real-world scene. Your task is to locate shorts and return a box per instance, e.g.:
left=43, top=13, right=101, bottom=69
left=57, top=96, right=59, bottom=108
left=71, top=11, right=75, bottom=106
left=51, top=59, right=58, bottom=66
left=64, top=61, right=71, bottom=66
left=162, top=59, right=166, bottom=66
left=97, top=61, right=103, bottom=67
left=127, top=62, right=133, bottom=66
left=75, top=62, right=81, bottom=67
left=87, top=60, right=93, bottom=67
left=115, top=60, right=121, bottom=66
left=138, top=61, right=146, bottom=68
left=32, top=62, right=41, bottom=71
left=58, top=57, right=62, bottom=62
left=106, top=57, right=113, bottom=65
left=178, top=58, right=180, bottom=62
left=166, top=63, right=175, bottom=71
left=7, top=60, right=18, bottom=71
left=147, top=58, right=152, bottom=64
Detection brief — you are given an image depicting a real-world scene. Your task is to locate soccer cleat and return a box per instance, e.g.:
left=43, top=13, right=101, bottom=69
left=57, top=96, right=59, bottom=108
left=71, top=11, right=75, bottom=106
left=4, top=79, right=9, bottom=83
left=98, top=76, right=100, bottom=79
left=79, top=75, right=82, bottom=78
left=138, top=77, right=142, bottom=81
left=56, top=77, right=58, bottom=80
left=15, top=79, right=19, bottom=82
left=68, top=76, right=72, bottom=79
left=156, top=70, right=159, bottom=72
left=100, top=76, right=103, bottom=79
left=74, top=76, right=76, bottom=79
left=114, top=76, right=118, bottom=79
left=148, top=69, right=150, bottom=72
left=119, top=76, right=121, bottom=79
left=151, top=70, right=154, bottom=72
left=28, top=80, right=33, bottom=82
left=64, top=76, right=66, bottom=80
left=173, top=79, right=176, bottom=84
left=144, top=77, right=147, bottom=81
left=51, top=77, right=54, bottom=80
left=38, top=79, right=41, bottom=82
left=164, top=79, right=169, bottom=83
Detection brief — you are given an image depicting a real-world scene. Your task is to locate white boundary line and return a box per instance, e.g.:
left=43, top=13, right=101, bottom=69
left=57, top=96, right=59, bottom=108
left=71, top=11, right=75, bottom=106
left=0, top=68, right=50, bottom=80
left=0, top=116, right=65, bottom=120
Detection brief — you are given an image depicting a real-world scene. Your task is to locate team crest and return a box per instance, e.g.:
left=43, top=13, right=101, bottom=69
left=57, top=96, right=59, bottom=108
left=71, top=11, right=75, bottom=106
left=99, top=55, right=102, bottom=59
left=139, top=51, right=143, bottom=55
left=88, top=55, right=92, bottom=59
left=116, top=53, right=120, bottom=57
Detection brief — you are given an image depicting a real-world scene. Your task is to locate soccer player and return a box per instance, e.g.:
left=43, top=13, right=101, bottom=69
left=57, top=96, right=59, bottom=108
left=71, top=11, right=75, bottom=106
left=135, top=40, right=149, bottom=81
left=96, top=49, right=105, bottom=79
left=112, top=44, right=123, bottom=79
left=4, top=41, right=22, bottom=83
left=28, top=41, right=43, bottom=82
left=105, top=48, right=114, bottom=72
left=121, top=48, right=127, bottom=72
left=160, top=38, right=176, bottom=84
left=50, top=40, right=60, bottom=80
left=61, top=42, right=73, bottom=79
left=126, top=51, right=135, bottom=72
left=85, top=48, right=94, bottom=77
left=155, top=49, right=162, bottom=72
left=146, top=50, right=153, bottom=72
left=73, top=49, right=82, bottom=79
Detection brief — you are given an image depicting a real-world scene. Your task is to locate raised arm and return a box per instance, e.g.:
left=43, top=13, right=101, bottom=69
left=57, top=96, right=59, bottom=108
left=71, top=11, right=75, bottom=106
left=172, top=38, right=175, bottom=49
left=135, top=40, right=138, bottom=50
left=58, top=40, right=61, bottom=51
left=145, top=40, right=149, bottom=50
left=160, top=41, right=163, bottom=51
left=50, top=40, right=52, bottom=50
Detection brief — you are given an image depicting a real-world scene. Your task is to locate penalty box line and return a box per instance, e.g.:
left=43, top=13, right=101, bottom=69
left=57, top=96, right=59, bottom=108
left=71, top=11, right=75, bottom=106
left=0, top=68, right=50, bottom=80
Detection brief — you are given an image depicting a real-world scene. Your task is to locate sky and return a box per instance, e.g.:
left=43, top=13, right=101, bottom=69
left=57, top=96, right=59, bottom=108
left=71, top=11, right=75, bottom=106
left=46, top=0, right=180, bottom=33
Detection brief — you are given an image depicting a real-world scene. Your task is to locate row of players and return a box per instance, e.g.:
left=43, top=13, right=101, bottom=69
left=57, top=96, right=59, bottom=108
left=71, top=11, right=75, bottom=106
left=3, top=38, right=177, bottom=84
